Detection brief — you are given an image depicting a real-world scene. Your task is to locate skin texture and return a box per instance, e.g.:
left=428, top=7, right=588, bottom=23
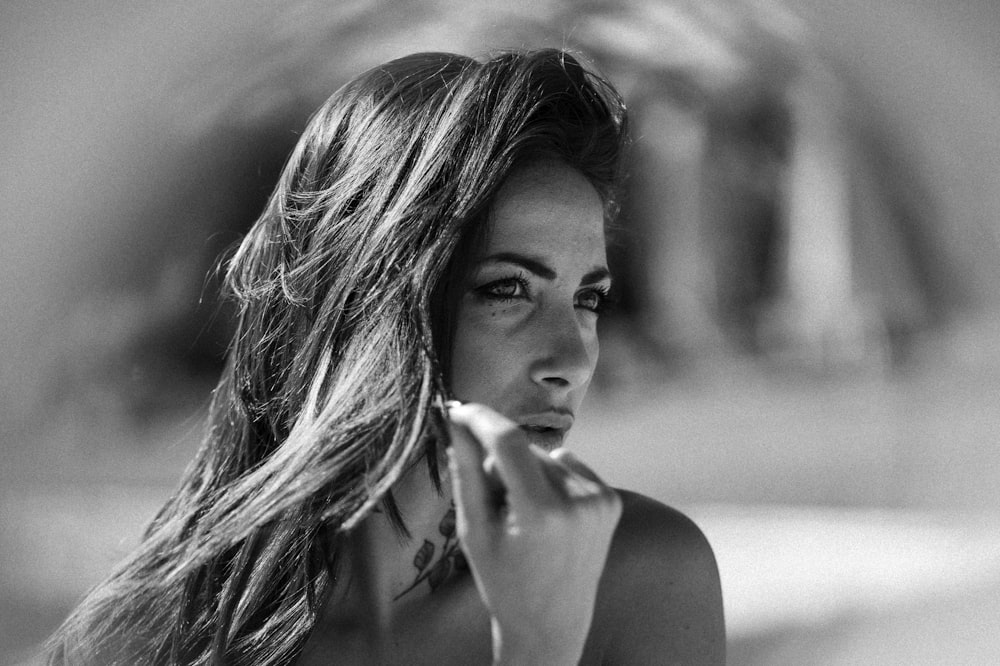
left=299, top=162, right=725, bottom=665
left=449, top=160, right=611, bottom=450
left=585, top=490, right=726, bottom=664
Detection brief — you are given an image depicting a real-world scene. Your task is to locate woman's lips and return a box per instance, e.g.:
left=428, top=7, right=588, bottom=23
left=515, top=412, right=573, bottom=450
left=518, top=425, right=565, bottom=450
left=514, top=411, right=574, bottom=431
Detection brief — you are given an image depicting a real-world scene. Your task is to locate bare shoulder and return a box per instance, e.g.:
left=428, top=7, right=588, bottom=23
left=610, top=490, right=716, bottom=565
left=587, top=489, right=726, bottom=665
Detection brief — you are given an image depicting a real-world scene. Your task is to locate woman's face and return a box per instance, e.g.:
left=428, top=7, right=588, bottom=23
left=450, top=161, right=611, bottom=449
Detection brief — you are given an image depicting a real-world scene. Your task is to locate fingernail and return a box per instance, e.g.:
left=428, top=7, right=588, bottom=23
left=444, top=400, right=463, bottom=410
left=551, top=447, right=574, bottom=460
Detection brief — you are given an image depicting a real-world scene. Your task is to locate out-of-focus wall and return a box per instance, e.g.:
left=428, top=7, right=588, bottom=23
left=798, top=0, right=1000, bottom=312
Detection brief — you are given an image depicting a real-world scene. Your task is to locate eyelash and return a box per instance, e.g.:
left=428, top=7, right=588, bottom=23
left=576, top=284, right=612, bottom=314
left=476, top=275, right=530, bottom=302
left=475, top=276, right=613, bottom=314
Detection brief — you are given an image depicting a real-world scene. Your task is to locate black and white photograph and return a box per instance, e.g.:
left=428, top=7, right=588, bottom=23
left=2, top=1, right=999, bottom=664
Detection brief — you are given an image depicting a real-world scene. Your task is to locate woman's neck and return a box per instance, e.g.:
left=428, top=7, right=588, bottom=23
left=334, top=459, right=467, bottom=632
left=302, top=459, right=492, bottom=665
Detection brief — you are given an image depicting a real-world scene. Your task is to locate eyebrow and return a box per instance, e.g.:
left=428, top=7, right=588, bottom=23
left=481, top=251, right=613, bottom=285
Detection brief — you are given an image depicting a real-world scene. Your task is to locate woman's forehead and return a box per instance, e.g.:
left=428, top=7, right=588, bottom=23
left=484, top=161, right=606, bottom=257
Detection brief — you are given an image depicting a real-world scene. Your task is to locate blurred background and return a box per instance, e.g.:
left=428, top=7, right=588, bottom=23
left=2, top=0, right=999, bottom=663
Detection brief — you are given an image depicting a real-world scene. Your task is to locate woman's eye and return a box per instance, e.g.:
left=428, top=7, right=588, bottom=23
left=477, top=277, right=528, bottom=302
left=575, top=287, right=609, bottom=314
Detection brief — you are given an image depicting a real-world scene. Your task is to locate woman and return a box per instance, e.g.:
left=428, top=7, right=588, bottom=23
left=49, top=49, right=724, bottom=664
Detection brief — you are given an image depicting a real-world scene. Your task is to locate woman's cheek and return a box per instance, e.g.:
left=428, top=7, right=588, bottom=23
left=450, top=308, right=525, bottom=402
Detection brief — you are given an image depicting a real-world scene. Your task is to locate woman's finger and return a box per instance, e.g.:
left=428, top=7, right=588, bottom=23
left=447, top=403, right=556, bottom=511
left=549, top=448, right=624, bottom=504
left=532, top=451, right=602, bottom=501
left=447, top=417, right=494, bottom=529
left=535, top=446, right=573, bottom=489
left=549, top=448, right=606, bottom=485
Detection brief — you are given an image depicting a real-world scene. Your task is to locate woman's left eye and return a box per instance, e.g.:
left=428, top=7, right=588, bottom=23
left=575, top=286, right=609, bottom=314
left=477, top=276, right=529, bottom=302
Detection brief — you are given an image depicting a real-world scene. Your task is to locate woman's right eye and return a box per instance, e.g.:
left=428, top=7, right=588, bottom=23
left=476, top=277, right=529, bottom=302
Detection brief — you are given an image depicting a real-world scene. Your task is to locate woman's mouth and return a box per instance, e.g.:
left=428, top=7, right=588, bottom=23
left=518, top=424, right=566, bottom=450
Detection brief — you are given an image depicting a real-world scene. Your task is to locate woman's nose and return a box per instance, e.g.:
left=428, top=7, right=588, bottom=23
left=528, top=305, right=597, bottom=391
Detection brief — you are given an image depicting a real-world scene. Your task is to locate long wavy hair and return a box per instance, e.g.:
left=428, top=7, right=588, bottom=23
left=48, top=48, right=627, bottom=665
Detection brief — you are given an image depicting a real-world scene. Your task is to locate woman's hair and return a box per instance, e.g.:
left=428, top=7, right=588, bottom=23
left=49, top=48, right=627, bottom=665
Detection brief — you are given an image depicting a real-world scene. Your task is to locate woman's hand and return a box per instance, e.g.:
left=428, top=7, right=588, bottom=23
left=446, top=402, right=622, bottom=666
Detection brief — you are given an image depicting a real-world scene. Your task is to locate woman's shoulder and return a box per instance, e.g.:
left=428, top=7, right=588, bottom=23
left=610, top=489, right=717, bottom=567
left=589, top=489, right=726, bottom=664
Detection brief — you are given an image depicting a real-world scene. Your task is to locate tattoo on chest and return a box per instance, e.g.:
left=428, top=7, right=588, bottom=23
left=393, top=502, right=469, bottom=601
